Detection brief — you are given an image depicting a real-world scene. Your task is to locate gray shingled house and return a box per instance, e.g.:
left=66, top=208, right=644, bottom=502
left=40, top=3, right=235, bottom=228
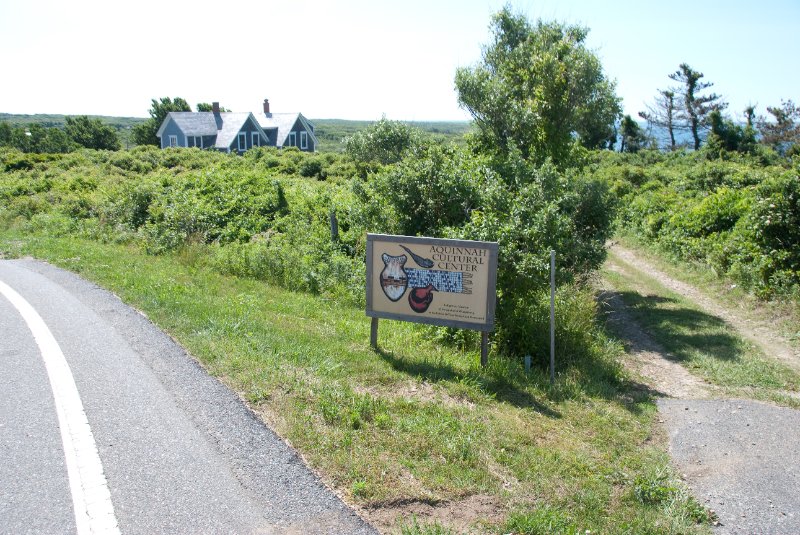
left=156, top=100, right=317, bottom=153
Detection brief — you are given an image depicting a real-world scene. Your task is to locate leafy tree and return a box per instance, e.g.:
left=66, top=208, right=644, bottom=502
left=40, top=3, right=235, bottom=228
left=343, top=117, right=422, bottom=166
left=705, top=110, right=756, bottom=157
left=353, top=144, right=482, bottom=237
left=744, top=104, right=756, bottom=128
left=0, top=122, right=12, bottom=146
left=619, top=115, right=648, bottom=153
left=132, top=97, right=191, bottom=146
left=196, top=103, right=230, bottom=112
left=454, top=6, right=621, bottom=166
left=668, top=64, right=727, bottom=150
left=757, top=100, right=800, bottom=155
left=64, top=115, right=121, bottom=150
left=639, top=89, right=680, bottom=150
left=0, top=123, right=76, bottom=153
left=39, top=127, right=77, bottom=153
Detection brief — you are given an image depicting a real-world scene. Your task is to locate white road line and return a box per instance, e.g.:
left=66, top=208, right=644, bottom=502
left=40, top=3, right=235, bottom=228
left=0, top=279, right=121, bottom=535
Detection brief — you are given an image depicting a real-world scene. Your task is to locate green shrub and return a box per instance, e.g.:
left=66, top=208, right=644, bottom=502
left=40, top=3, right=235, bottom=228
left=591, top=150, right=799, bottom=298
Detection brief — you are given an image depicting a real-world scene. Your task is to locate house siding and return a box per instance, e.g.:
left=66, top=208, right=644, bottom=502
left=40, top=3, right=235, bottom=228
left=229, top=117, right=265, bottom=152
left=160, top=119, right=187, bottom=148
left=263, top=128, right=278, bottom=147
left=283, top=118, right=315, bottom=152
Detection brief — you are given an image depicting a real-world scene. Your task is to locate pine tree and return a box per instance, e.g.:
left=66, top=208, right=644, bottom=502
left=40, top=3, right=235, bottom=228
left=639, top=89, right=679, bottom=150
left=668, top=64, right=726, bottom=150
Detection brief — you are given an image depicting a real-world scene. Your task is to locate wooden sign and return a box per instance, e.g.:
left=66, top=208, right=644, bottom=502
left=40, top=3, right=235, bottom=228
left=366, top=234, right=498, bottom=331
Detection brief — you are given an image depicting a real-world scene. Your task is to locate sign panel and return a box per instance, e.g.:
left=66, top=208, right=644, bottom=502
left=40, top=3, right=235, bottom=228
left=366, top=234, right=498, bottom=331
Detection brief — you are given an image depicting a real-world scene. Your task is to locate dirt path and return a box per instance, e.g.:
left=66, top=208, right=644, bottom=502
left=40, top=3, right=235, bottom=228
left=599, top=287, right=713, bottom=399
left=609, top=244, right=800, bottom=372
left=602, top=244, right=800, bottom=534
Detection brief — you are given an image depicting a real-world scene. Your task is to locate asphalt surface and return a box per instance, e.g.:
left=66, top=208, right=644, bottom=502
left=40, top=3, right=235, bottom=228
left=658, top=399, right=800, bottom=534
left=0, top=258, right=377, bottom=535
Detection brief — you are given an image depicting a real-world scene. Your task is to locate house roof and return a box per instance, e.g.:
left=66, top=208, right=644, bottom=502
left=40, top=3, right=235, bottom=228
left=253, top=112, right=318, bottom=147
left=213, top=113, right=260, bottom=149
left=156, top=112, right=268, bottom=150
left=156, top=112, right=217, bottom=137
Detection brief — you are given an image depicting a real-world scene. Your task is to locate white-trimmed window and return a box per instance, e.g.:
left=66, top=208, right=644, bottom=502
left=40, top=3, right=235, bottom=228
left=288, top=132, right=296, bottom=147
left=300, top=131, right=308, bottom=150
left=169, top=135, right=177, bottom=147
left=252, top=132, right=260, bottom=147
left=195, top=136, right=203, bottom=148
left=238, top=132, right=247, bottom=152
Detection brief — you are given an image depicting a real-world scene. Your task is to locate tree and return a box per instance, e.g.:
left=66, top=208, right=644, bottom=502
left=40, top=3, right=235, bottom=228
left=343, top=117, right=422, bottom=166
left=639, top=89, right=679, bottom=150
left=757, top=99, right=800, bottom=155
left=744, top=104, right=756, bottom=128
left=0, top=123, right=76, bottom=153
left=196, top=103, right=230, bottom=112
left=64, top=115, right=121, bottom=150
left=132, top=97, right=191, bottom=146
left=0, top=122, right=12, bottom=146
left=619, top=115, right=647, bottom=153
left=668, top=63, right=726, bottom=150
left=705, top=109, right=756, bottom=157
left=454, top=7, right=621, bottom=166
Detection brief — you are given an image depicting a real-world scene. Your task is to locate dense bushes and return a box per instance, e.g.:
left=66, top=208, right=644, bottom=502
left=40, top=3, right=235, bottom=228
left=0, top=146, right=360, bottom=294
left=351, top=143, right=615, bottom=356
left=1, top=140, right=616, bottom=360
left=589, top=150, right=799, bottom=298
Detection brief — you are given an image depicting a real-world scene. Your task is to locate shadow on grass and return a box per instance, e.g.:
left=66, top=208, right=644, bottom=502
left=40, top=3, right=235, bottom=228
left=601, top=290, right=744, bottom=363
left=373, top=347, right=563, bottom=418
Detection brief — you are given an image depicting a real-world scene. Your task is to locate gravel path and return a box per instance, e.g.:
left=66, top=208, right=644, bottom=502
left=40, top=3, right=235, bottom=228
left=659, top=399, right=800, bottom=534
left=604, top=245, right=800, bottom=534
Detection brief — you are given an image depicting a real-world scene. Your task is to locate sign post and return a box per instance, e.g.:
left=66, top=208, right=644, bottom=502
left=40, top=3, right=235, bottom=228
left=366, top=234, right=499, bottom=365
left=550, top=249, right=555, bottom=384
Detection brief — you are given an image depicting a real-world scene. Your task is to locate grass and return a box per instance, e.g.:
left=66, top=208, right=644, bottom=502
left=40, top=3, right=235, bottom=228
left=0, top=232, right=711, bottom=534
left=603, top=241, right=800, bottom=405
left=615, top=233, right=800, bottom=353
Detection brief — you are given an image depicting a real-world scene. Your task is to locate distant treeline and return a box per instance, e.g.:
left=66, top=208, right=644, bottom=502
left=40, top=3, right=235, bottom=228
left=312, top=119, right=473, bottom=152
left=0, top=113, right=473, bottom=153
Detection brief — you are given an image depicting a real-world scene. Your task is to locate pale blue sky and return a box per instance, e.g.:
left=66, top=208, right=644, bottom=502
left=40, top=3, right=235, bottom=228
left=1, top=0, right=797, bottom=121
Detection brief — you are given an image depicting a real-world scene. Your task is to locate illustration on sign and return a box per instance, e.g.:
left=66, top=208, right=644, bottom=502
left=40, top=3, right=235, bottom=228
left=367, top=234, right=498, bottom=331
left=379, top=253, right=408, bottom=302
left=379, top=249, right=474, bottom=313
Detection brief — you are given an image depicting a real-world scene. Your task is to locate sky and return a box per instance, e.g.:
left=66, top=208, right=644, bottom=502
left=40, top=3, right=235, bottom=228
left=1, top=0, right=798, bottom=122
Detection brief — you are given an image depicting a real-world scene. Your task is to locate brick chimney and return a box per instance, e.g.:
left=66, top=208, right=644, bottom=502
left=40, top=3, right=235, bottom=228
left=212, top=101, right=220, bottom=114
left=263, top=99, right=270, bottom=114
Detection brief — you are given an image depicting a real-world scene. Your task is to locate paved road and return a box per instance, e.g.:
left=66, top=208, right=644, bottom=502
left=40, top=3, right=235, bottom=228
left=0, top=259, right=377, bottom=535
left=659, top=399, right=800, bottom=535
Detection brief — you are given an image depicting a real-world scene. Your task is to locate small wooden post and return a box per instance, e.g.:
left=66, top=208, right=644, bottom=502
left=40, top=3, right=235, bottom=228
left=329, top=210, right=339, bottom=242
left=370, top=317, right=379, bottom=349
left=480, top=332, right=488, bottom=367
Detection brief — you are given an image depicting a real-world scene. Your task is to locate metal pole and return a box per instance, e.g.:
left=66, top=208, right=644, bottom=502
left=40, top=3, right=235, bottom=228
left=370, top=317, right=379, bottom=349
left=550, top=250, right=555, bottom=385
left=480, top=332, right=488, bottom=367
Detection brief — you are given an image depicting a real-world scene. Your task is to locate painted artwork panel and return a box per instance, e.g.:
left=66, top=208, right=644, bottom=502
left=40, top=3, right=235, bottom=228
left=366, top=234, right=498, bottom=331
